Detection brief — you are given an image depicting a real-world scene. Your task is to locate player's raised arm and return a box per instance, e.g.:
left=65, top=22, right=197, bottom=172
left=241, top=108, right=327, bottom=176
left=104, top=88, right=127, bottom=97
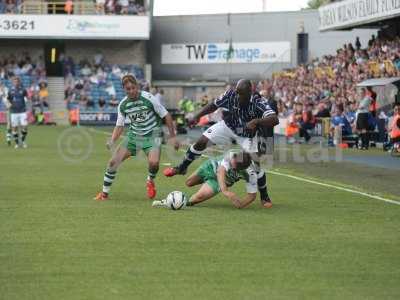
left=188, top=102, right=218, bottom=127
left=188, top=89, right=232, bottom=126
left=246, top=101, right=279, bottom=131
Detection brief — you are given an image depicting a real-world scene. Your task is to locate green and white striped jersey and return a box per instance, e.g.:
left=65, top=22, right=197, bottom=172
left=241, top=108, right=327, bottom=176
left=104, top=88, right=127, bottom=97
left=209, top=152, right=258, bottom=194
left=116, top=91, right=168, bottom=136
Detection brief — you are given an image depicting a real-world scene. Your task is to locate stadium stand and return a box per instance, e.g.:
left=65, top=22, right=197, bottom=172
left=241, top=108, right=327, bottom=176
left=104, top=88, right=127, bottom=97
left=0, top=0, right=22, bottom=14
left=0, top=52, right=53, bottom=123
left=63, top=57, right=145, bottom=112
left=0, top=53, right=48, bottom=106
left=259, top=36, right=400, bottom=147
left=0, top=0, right=146, bottom=15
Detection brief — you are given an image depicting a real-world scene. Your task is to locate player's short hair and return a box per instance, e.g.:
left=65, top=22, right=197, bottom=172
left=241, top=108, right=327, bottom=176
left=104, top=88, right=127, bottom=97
left=236, top=79, right=252, bottom=92
left=233, top=151, right=252, bottom=170
left=122, top=74, right=138, bottom=87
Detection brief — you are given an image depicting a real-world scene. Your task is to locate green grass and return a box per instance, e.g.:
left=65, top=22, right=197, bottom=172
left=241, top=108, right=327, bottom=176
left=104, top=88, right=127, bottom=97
left=1, top=126, right=400, bottom=300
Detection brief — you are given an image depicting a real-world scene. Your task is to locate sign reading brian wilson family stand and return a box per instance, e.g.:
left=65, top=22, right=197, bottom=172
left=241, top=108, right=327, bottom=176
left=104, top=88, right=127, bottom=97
left=319, top=0, right=400, bottom=31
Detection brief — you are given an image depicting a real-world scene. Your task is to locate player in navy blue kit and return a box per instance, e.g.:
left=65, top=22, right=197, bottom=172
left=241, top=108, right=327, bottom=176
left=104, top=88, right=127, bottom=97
left=164, top=79, right=279, bottom=208
left=7, top=77, right=29, bottom=148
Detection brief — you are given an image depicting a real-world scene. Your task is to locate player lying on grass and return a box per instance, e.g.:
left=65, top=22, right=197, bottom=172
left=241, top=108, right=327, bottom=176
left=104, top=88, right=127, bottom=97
left=153, top=151, right=260, bottom=209
left=95, top=74, right=179, bottom=201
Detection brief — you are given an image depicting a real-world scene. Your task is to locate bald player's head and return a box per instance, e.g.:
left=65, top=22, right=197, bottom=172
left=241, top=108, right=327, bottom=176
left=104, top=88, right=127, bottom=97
left=235, top=79, right=252, bottom=106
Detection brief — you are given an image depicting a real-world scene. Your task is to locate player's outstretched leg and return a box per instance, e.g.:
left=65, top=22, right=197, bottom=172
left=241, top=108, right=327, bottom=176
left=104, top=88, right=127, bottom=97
left=257, top=170, right=272, bottom=208
left=163, top=136, right=208, bottom=177
left=250, top=155, right=273, bottom=209
left=94, top=147, right=131, bottom=201
left=146, top=148, right=160, bottom=199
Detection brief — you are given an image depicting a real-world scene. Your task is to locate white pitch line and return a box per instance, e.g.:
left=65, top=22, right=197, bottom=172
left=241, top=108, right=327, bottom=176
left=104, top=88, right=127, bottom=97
left=88, top=127, right=400, bottom=206
left=87, top=127, right=113, bottom=136
left=268, top=170, right=400, bottom=206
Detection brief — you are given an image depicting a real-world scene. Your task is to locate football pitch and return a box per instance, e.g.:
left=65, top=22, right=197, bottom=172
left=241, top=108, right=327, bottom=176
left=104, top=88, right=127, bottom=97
left=1, top=126, right=400, bottom=299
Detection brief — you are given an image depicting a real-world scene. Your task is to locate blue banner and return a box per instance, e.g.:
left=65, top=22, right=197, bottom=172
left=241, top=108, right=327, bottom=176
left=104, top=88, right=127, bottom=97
left=79, top=112, right=117, bottom=126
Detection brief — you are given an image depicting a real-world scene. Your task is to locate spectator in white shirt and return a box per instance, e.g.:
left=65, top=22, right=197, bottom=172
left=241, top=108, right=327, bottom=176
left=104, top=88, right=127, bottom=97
left=105, top=0, right=115, bottom=14
left=118, top=0, right=129, bottom=14
left=105, top=81, right=116, bottom=98
left=155, top=89, right=166, bottom=107
left=81, top=64, right=92, bottom=77
left=96, top=0, right=106, bottom=14
left=94, top=52, right=104, bottom=67
left=112, top=64, right=122, bottom=78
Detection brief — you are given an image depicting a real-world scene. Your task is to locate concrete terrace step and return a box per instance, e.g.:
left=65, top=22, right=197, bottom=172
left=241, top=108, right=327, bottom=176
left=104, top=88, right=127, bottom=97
left=48, top=77, right=68, bottom=125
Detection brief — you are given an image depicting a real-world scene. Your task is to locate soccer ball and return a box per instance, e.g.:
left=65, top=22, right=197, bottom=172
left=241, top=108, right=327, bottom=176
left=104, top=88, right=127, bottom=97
left=166, top=191, right=187, bottom=210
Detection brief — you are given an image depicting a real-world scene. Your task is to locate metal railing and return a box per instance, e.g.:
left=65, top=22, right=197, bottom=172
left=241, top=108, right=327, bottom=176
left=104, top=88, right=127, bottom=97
left=21, top=1, right=148, bottom=15
left=22, top=1, right=97, bottom=15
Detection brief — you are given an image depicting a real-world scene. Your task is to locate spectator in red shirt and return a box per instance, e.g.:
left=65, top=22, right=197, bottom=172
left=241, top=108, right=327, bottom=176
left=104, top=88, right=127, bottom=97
left=366, top=86, right=377, bottom=117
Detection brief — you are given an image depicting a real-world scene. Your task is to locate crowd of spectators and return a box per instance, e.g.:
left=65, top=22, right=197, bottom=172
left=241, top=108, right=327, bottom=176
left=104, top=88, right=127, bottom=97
left=63, top=52, right=146, bottom=111
left=65, top=0, right=146, bottom=15
left=0, top=0, right=146, bottom=15
left=0, top=0, right=22, bottom=14
left=257, top=35, right=400, bottom=147
left=0, top=53, right=49, bottom=122
left=94, top=0, right=146, bottom=15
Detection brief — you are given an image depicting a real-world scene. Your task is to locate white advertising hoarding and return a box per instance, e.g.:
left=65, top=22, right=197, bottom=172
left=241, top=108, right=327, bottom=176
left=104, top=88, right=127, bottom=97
left=161, top=42, right=291, bottom=64
left=319, top=0, right=400, bottom=31
left=0, top=15, right=150, bottom=39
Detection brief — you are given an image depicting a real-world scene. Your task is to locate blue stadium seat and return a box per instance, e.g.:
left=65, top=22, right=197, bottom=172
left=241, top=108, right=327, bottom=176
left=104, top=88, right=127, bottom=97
left=64, top=62, right=145, bottom=111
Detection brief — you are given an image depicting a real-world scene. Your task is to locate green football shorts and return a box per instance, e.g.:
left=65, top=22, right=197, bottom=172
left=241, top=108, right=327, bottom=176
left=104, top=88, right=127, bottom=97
left=122, top=133, right=162, bottom=156
left=195, top=159, right=220, bottom=194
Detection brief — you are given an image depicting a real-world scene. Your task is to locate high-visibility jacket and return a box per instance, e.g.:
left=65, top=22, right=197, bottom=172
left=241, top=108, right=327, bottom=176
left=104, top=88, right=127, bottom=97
left=391, top=115, right=400, bottom=139
left=69, top=108, right=79, bottom=125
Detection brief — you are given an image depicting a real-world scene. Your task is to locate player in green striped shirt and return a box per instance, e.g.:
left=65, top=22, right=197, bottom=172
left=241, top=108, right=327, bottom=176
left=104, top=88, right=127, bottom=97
left=153, top=151, right=258, bottom=209
left=95, top=74, right=179, bottom=201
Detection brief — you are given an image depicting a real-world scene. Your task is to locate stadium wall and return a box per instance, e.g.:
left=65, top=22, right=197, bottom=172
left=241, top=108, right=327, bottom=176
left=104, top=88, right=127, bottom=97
left=150, top=10, right=376, bottom=81
left=0, top=40, right=43, bottom=60
left=152, top=82, right=227, bottom=109
left=65, top=40, right=147, bottom=67
left=0, top=40, right=147, bottom=67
